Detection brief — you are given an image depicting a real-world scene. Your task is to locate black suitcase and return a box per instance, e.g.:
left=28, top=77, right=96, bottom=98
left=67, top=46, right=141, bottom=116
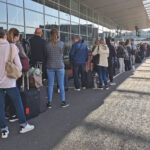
left=21, top=73, right=40, bottom=120
left=135, top=55, right=142, bottom=63
left=38, top=86, right=48, bottom=113
left=85, top=70, right=94, bottom=88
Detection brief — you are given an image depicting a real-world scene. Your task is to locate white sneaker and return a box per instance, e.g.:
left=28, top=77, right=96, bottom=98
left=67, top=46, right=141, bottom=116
left=57, top=89, right=60, bottom=93
left=74, top=88, right=81, bottom=91
left=110, top=82, right=116, bottom=86
left=1, top=130, right=9, bottom=138
left=20, top=123, right=35, bottom=134
left=82, top=87, right=86, bottom=90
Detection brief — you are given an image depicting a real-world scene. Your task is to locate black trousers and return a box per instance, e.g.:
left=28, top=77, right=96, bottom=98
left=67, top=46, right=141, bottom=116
left=124, top=59, right=130, bottom=71
left=108, top=59, right=113, bottom=82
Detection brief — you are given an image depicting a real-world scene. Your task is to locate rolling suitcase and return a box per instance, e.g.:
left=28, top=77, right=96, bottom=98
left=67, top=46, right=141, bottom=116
left=85, top=58, right=94, bottom=89
left=21, top=73, right=40, bottom=120
left=38, top=86, right=48, bottom=113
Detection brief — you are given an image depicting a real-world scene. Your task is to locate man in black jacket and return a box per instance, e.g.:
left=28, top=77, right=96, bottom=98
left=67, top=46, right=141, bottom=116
left=106, top=37, right=116, bottom=86
left=29, top=28, right=47, bottom=78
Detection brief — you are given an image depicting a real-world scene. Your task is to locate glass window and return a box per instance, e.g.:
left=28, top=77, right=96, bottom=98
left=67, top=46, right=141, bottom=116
left=45, top=15, right=58, bottom=30
left=45, top=30, right=51, bottom=41
left=60, top=19, right=70, bottom=33
left=93, top=27, right=98, bottom=38
left=71, top=15, right=79, bottom=23
left=60, top=0, right=70, bottom=8
left=71, top=11, right=79, bottom=23
left=25, top=10, right=43, bottom=28
left=0, top=24, right=7, bottom=30
left=7, top=0, right=23, bottom=7
left=25, top=0, right=43, bottom=13
left=60, top=6, right=70, bottom=20
left=26, top=27, right=35, bottom=39
left=80, top=25, right=87, bottom=35
left=80, top=4, right=87, bottom=16
left=71, top=22, right=79, bottom=34
left=60, top=32, right=70, bottom=55
left=80, top=19, right=87, bottom=25
left=0, top=0, right=6, bottom=2
left=88, top=25, right=92, bottom=37
left=45, top=1, right=58, bottom=17
left=8, top=25, right=24, bottom=32
left=71, top=0, right=79, bottom=12
left=81, top=36, right=87, bottom=44
left=8, top=5, right=24, bottom=25
left=0, top=2, right=6, bottom=23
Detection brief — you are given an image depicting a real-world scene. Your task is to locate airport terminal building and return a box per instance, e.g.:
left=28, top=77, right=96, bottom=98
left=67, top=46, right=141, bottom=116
left=0, top=0, right=117, bottom=52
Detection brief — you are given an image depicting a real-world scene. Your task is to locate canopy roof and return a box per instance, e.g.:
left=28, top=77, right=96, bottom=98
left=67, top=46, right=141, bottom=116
left=81, top=0, right=150, bottom=30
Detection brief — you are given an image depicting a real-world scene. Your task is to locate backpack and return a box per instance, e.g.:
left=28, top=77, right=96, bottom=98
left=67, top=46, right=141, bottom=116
left=124, top=47, right=129, bottom=60
left=21, top=39, right=31, bottom=57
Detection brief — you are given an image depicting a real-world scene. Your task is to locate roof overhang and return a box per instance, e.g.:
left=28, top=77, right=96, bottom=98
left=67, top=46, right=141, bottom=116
left=81, top=0, right=150, bottom=30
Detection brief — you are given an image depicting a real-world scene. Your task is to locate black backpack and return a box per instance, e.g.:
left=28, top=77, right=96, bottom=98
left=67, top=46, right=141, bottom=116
left=21, top=39, right=31, bottom=58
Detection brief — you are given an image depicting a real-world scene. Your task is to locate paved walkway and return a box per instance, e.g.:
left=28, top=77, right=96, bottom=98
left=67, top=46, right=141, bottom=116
left=1, top=58, right=150, bottom=150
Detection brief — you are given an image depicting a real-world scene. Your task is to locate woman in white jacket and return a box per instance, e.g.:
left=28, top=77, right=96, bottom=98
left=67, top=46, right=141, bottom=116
left=92, top=38, right=109, bottom=89
left=0, top=28, right=34, bottom=139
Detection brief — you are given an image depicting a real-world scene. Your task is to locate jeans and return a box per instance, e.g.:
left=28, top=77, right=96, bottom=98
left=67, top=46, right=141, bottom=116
left=0, top=87, right=26, bottom=131
left=119, top=58, right=125, bottom=73
left=73, top=63, right=86, bottom=89
left=98, top=66, right=108, bottom=87
left=47, top=68, right=65, bottom=102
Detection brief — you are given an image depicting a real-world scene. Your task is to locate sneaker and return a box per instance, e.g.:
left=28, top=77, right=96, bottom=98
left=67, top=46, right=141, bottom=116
left=74, top=88, right=81, bottom=91
left=61, top=101, right=69, bottom=108
left=9, top=115, right=19, bottom=123
left=82, top=87, right=86, bottom=90
left=47, top=102, right=52, bottom=109
left=57, top=89, right=60, bottom=93
left=105, top=87, right=109, bottom=90
left=110, top=82, right=116, bottom=86
left=20, top=123, right=35, bottom=134
left=1, top=130, right=9, bottom=139
left=98, top=86, right=103, bottom=90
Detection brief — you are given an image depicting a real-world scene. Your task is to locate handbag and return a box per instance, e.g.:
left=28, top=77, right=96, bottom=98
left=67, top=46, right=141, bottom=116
left=92, top=46, right=100, bottom=65
left=5, top=44, right=22, bottom=79
left=28, top=62, right=43, bottom=89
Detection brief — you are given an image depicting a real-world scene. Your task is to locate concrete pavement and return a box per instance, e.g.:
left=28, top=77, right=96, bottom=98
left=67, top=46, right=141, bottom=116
left=0, top=59, right=150, bottom=150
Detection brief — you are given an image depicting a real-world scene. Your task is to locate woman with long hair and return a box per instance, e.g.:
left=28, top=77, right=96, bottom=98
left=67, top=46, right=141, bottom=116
left=0, top=28, right=34, bottom=138
left=92, top=38, right=109, bottom=90
left=46, top=29, right=69, bottom=108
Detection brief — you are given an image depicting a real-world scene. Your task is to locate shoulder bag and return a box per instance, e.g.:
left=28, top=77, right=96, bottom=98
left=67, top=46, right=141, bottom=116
left=5, top=44, right=22, bottom=79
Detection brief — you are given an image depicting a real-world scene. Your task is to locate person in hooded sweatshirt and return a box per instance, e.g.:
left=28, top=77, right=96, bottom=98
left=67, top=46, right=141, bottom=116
left=92, top=38, right=109, bottom=90
left=0, top=28, right=34, bottom=139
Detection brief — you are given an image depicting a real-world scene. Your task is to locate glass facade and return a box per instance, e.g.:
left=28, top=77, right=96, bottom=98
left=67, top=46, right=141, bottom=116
left=0, top=0, right=114, bottom=52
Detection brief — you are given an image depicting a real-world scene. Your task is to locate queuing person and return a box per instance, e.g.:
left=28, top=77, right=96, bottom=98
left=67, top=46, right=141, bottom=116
left=92, top=39, right=100, bottom=74
left=0, top=28, right=34, bottom=139
left=107, top=37, right=116, bottom=85
left=123, top=42, right=130, bottom=71
left=92, top=38, right=109, bottom=90
left=69, top=36, right=88, bottom=91
left=117, top=42, right=125, bottom=73
left=46, top=29, right=69, bottom=108
left=29, top=28, right=46, bottom=78
left=5, top=28, right=29, bottom=123
left=131, top=39, right=136, bottom=71
left=124, top=40, right=131, bottom=71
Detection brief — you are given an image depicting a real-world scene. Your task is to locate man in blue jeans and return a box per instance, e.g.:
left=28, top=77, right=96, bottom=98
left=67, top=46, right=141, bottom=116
left=70, top=36, right=88, bottom=91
